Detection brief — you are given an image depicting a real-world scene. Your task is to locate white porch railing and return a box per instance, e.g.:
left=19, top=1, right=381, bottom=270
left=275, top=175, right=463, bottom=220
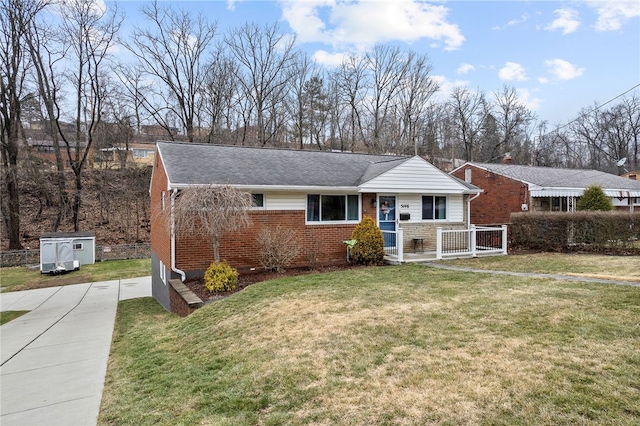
left=382, top=228, right=404, bottom=262
left=436, top=225, right=508, bottom=260
left=381, top=225, right=507, bottom=263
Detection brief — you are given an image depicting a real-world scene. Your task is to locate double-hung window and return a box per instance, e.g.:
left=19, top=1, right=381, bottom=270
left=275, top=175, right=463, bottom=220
left=307, top=194, right=359, bottom=222
left=422, top=195, right=447, bottom=220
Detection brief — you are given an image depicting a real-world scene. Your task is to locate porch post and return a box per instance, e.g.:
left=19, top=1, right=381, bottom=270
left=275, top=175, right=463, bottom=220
left=470, top=224, right=477, bottom=258
left=501, top=225, right=508, bottom=255
left=436, top=227, right=443, bottom=260
left=397, top=228, right=404, bottom=263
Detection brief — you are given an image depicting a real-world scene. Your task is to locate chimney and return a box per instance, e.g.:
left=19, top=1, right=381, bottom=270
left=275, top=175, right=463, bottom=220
left=501, top=153, right=513, bottom=164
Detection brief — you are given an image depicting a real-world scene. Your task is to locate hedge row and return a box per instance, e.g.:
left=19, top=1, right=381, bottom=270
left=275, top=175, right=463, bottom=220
left=510, top=211, right=640, bottom=254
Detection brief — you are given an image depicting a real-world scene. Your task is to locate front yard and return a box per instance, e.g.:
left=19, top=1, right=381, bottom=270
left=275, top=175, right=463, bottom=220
left=99, top=261, right=640, bottom=425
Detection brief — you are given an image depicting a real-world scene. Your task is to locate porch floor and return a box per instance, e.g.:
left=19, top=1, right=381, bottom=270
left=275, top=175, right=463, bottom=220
left=384, top=250, right=507, bottom=265
left=384, top=251, right=438, bottom=264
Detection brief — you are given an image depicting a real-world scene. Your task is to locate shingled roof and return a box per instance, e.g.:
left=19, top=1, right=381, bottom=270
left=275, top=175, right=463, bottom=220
left=463, top=162, right=640, bottom=196
left=157, top=142, right=411, bottom=188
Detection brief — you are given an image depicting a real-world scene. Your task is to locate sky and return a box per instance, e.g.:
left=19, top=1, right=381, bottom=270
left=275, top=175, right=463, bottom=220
left=112, top=0, right=640, bottom=126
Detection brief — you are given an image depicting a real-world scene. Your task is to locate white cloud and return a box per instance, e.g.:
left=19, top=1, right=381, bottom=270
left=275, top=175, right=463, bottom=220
left=279, top=0, right=465, bottom=51
left=544, top=59, right=585, bottom=80
left=498, top=62, right=527, bottom=81
left=515, top=88, right=542, bottom=112
left=457, top=63, right=475, bottom=74
left=590, top=1, right=640, bottom=31
left=546, top=8, right=580, bottom=34
left=492, top=14, right=529, bottom=30
left=312, top=50, right=348, bottom=67
left=430, top=75, right=469, bottom=103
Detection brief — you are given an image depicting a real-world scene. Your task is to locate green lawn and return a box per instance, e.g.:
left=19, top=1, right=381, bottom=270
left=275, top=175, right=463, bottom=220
left=99, top=263, right=640, bottom=425
left=0, top=258, right=151, bottom=292
left=0, top=310, right=29, bottom=325
left=442, top=253, right=640, bottom=281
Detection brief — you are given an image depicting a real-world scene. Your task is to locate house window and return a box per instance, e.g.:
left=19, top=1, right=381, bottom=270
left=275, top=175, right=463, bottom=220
left=307, top=194, right=359, bottom=222
left=252, top=193, right=265, bottom=208
left=133, top=149, right=149, bottom=158
left=159, top=260, right=166, bottom=285
left=422, top=196, right=447, bottom=220
left=465, top=168, right=472, bottom=183
left=73, top=243, right=83, bottom=250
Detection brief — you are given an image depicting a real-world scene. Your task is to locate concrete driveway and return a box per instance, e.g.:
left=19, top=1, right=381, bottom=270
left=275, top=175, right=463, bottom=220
left=0, top=277, right=151, bottom=426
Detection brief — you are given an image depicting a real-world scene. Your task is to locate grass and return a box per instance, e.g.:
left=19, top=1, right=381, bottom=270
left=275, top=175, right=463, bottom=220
left=0, top=310, right=29, bottom=325
left=442, top=253, right=640, bottom=282
left=99, top=263, right=640, bottom=425
left=0, top=258, right=151, bottom=292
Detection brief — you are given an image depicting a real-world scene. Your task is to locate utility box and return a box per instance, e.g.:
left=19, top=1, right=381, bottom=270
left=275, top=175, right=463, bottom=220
left=40, top=232, right=96, bottom=274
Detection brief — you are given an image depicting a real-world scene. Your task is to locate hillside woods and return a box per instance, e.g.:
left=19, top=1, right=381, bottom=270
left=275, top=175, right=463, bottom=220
left=2, top=167, right=151, bottom=251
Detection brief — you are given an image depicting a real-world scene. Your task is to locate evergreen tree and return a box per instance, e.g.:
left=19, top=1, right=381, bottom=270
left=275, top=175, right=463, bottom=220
left=576, top=185, right=613, bottom=211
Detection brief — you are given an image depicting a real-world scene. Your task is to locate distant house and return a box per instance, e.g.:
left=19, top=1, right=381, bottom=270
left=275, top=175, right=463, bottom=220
left=622, top=170, right=640, bottom=181
left=150, top=141, right=481, bottom=311
left=451, top=162, right=640, bottom=224
left=97, top=143, right=156, bottom=168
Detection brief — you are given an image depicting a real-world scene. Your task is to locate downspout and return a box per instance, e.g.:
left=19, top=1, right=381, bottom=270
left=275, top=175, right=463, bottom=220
left=170, top=189, right=186, bottom=282
left=467, top=192, right=481, bottom=226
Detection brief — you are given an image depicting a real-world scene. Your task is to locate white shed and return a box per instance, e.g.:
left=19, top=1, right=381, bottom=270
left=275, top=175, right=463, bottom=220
left=40, top=231, right=96, bottom=274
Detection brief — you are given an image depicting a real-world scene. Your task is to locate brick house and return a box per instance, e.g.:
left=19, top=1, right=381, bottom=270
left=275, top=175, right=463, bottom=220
left=150, top=141, right=480, bottom=311
left=451, top=162, right=640, bottom=225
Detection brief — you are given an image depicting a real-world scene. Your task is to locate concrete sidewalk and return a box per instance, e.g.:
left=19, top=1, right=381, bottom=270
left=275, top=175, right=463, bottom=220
left=422, top=262, right=640, bottom=287
left=0, top=276, right=151, bottom=426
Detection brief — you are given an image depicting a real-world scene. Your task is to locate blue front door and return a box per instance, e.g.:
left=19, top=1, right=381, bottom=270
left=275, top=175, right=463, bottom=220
left=378, top=195, right=397, bottom=247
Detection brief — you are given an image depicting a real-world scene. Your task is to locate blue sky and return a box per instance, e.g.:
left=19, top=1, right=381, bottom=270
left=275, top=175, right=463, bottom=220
left=113, top=0, right=640, bottom=126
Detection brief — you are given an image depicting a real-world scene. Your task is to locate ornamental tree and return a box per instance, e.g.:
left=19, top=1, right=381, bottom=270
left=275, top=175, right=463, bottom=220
left=170, top=185, right=253, bottom=263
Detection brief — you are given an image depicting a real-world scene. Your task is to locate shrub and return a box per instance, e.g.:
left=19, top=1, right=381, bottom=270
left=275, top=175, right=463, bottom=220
left=256, top=226, right=301, bottom=272
left=204, top=261, right=238, bottom=293
left=510, top=211, right=640, bottom=254
left=350, top=216, right=384, bottom=265
left=577, top=185, right=613, bottom=211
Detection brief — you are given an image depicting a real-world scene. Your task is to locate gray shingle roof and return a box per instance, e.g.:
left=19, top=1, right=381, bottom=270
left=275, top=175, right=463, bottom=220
left=157, top=142, right=411, bottom=188
left=470, top=162, right=640, bottom=191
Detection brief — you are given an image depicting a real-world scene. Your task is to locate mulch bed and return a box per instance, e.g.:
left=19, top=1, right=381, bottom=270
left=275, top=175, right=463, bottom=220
left=184, top=265, right=363, bottom=303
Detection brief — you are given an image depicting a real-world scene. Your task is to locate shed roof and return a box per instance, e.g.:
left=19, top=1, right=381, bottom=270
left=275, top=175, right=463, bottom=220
left=40, top=231, right=96, bottom=239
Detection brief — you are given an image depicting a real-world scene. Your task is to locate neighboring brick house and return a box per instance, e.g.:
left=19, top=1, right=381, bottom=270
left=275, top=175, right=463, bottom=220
left=451, top=162, right=640, bottom=225
left=150, top=141, right=480, bottom=311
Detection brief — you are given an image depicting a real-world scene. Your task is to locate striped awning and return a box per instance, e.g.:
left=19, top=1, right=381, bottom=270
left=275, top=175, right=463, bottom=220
left=530, top=189, right=640, bottom=198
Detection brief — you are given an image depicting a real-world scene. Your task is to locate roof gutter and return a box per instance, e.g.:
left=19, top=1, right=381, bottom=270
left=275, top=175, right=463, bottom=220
left=170, top=189, right=186, bottom=282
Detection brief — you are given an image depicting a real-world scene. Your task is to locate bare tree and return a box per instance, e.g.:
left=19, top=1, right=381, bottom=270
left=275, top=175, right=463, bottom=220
left=57, top=0, right=122, bottom=231
left=288, top=53, right=317, bottom=149
left=123, top=0, right=217, bottom=142
left=201, top=47, right=241, bottom=144
left=171, top=185, right=253, bottom=263
left=490, top=85, right=536, bottom=161
left=398, top=51, right=438, bottom=155
left=332, top=53, right=368, bottom=152
left=0, top=0, right=42, bottom=248
left=22, top=2, right=71, bottom=231
left=448, top=87, right=487, bottom=161
left=365, top=44, right=410, bottom=153
left=225, top=22, right=297, bottom=146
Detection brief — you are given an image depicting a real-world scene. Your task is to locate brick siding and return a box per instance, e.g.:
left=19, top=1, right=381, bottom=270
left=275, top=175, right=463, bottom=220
left=451, top=165, right=528, bottom=225
left=175, top=210, right=356, bottom=272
